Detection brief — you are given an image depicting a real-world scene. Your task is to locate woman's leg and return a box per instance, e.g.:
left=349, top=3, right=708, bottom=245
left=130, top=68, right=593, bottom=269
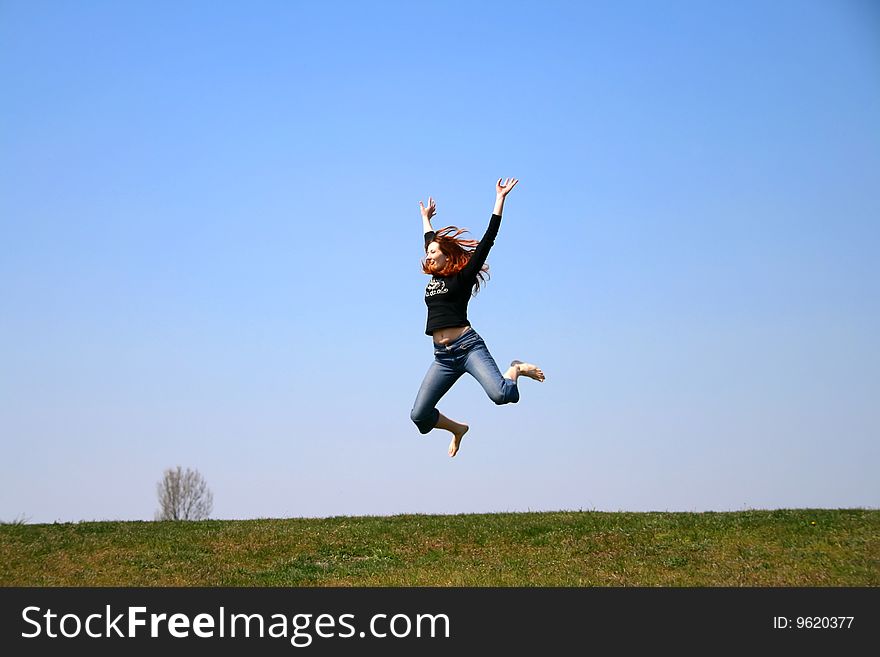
left=411, top=360, right=470, bottom=457
left=436, top=412, right=469, bottom=458
left=465, top=338, right=545, bottom=405
left=410, top=359, right=468, bottom=446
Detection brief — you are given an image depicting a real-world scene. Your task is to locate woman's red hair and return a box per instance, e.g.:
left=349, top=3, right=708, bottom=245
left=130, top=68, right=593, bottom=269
left=422, top=226, right=490, bottom=295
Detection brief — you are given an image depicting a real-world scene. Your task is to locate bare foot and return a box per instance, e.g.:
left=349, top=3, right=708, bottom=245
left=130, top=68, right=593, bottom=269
left=448, top=425, right=469, bottom=457
left=511, top=360, right=546, bottom=382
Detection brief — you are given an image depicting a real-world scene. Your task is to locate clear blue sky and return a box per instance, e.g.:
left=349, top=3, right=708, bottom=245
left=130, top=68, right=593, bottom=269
left=2, top=0, right=878, bottom=523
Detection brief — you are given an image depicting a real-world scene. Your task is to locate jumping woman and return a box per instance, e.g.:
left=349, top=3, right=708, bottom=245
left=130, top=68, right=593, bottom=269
left=411, top=177, right=545, bottom=457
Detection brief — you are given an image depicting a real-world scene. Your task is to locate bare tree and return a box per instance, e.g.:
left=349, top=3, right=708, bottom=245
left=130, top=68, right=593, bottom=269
left=155, top=466, right=214, bottom=520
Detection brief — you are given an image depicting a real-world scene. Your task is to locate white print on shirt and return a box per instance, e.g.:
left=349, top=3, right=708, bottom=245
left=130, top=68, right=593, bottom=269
left=425, top=277, right=448, bottom=297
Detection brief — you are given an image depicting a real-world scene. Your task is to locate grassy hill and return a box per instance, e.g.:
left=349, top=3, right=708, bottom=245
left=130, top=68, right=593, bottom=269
left=1, top=509, right=877, bottom=586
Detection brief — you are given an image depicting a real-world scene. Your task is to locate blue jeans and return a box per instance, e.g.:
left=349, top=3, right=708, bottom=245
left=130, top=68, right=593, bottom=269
left=410, top=328, right=519, bottom=434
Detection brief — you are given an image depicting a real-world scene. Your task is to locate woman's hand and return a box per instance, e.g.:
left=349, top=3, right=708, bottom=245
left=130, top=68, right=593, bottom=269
left=419, top=196, right=437, bottom=220
left=496, top=177, right=519, bottom=197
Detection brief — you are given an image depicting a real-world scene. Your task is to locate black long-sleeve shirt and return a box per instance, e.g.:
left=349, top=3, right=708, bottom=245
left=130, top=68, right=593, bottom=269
left=423, top=214, right=502, bottom=335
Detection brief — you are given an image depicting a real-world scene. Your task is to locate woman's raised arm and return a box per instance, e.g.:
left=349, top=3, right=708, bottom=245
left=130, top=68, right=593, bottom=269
left=419, top=197, right=437, bottom=235
left=493, top=177, right=518, bottom=216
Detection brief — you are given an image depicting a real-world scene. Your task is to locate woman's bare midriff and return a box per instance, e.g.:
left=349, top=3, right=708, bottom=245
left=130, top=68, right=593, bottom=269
left=432, top=326, right=472, bottom=345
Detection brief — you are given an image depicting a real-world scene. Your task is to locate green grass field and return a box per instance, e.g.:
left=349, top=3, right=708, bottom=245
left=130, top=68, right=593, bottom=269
left=2, top=509, right=877, bottom=586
